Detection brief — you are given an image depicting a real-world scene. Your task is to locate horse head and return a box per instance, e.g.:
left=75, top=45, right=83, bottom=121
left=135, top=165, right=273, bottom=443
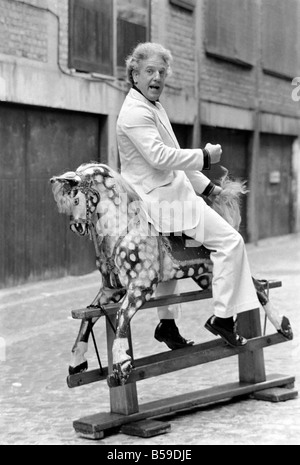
left=51, top=163, right=142, bottom=241
left=50, top=170, right=100, bottom=237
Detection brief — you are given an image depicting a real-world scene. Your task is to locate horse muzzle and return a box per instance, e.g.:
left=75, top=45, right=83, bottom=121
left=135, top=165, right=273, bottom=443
left=70, top=219, right=89, bottom=236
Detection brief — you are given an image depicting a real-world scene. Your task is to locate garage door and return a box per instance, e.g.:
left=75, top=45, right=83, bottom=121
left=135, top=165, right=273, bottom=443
left=201, top=126, right=250, bottom=241
left=0, top=104, right=107, bottom=288
left=258, top=134, right=294, bottom=239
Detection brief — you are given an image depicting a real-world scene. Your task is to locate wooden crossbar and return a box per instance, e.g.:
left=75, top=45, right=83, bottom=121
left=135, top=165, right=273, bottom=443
left=67, top=332, right=286, bottom=389
left=71, top=280, right=282, bottom=320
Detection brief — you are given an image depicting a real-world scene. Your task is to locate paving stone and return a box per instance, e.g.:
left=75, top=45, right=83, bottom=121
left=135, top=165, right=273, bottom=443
left=0, top=234, right=299, bottom=445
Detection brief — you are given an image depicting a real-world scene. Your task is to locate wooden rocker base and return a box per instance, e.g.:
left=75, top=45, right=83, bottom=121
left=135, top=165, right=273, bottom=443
left=120, top=419, right=171, bottom=438
left=70, top=280, right=296, bottom=441
left=252, top=386, right=298, bottom=403
left=73, top=374, right=295, bottom=440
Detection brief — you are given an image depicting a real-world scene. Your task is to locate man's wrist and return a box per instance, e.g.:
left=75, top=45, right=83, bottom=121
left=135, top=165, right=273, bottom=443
left=202, top=148, right=211, bottom=170
left=202, top=181, right=216, bottom=197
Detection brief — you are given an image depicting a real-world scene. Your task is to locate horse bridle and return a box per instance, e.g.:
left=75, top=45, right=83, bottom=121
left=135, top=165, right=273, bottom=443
left=69, top=182, right=100, bottom=233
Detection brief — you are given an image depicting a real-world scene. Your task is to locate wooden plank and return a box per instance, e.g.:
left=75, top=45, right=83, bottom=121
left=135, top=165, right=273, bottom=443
left=169, top=0, right=196, bottom=12
left=117, top=19, right=147, bottom=67
left=120, top=420, right=171, bottom=438
left=262, top=0, right=299, bottom=79
left=205, top=0, right=256, bottom=67
left=258, top=134, right=294, bottom=239
left=106, top=316, right=139, bottom=416
left=69, top=0, right=113, bottom=75
left=253, top=387, right=298, bottom=403
left=67, top=332, right=287, bottom=388
left=72, top=289, right=213, bottom=319
left=71, top=280, right=282, bottom=320
left=73, top=374, right=295, bottom=438
left=238, top=309, right=266, bottom=384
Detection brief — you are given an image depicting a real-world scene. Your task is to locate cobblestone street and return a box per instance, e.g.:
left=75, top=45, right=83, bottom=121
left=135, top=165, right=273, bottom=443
left=0, top=234, right=299, bottom=445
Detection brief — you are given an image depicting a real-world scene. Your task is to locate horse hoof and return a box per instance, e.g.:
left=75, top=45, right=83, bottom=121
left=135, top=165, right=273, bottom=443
left=68, top=361, right=88, bottom=375
left=113, top=360, right=133, bottom=386
left=107, top=373, right=121, bottom=388
left=278, top=316, right=293, bottom=341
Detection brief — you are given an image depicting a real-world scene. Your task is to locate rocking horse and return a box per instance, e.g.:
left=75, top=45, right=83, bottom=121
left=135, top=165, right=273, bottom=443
left=51, top=163, right=293, bottom=387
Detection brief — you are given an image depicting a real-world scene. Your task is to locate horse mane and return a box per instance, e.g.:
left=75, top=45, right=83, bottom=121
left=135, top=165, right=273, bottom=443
left=210, top=167, right=248, bottom=231
left=51, top=180, right=75, bottom=215
left=76, top=162, right=141, bottom=203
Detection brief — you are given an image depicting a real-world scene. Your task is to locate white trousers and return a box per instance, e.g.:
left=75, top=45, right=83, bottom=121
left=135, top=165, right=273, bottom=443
left=158, top=202, right=259, bottom=320
left=156, top=280, right=180, bottom=320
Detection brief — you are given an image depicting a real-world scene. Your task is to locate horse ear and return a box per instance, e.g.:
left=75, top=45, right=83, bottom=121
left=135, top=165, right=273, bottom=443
left=50, top=172, right=81, bottom=184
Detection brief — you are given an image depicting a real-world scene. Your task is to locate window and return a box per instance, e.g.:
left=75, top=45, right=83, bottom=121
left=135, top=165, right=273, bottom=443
left=117, top=0, right=150, bottom=68
left=205, top=0, right=256, bottom=67
left=169, top=0, right=195, bottom=12
left=69, top=0, right=113, bottom=75
left=69, top=0, right=150, bottom=76
left=262, top=0, right=300, bottom=79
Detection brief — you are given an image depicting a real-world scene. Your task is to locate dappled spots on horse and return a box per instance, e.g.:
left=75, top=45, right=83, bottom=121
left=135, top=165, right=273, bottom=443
left=51, top=162, right=292, bottom=385
left=115, top=231, right=160, bottom=293
left=50, top=162, right=247, bottom=384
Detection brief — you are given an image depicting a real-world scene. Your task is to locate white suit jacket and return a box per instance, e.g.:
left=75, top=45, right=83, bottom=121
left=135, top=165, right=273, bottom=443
left=117, top=88, right=211, bottom=233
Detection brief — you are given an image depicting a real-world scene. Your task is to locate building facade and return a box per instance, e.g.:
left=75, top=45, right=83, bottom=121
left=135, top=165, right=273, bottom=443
left=0, top=0, right=299, bottom=288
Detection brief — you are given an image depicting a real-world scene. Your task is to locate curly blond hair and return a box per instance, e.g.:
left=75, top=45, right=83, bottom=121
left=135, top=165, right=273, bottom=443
left=125, top=42, right=173, bottom=85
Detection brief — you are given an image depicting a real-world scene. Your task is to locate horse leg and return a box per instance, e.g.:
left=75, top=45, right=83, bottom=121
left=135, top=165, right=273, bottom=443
left=69, top=287, right=126, bottom=375
left=252, top=278, right=293, bottom=340
left=69, top=318, right=98, bottom=375
left=109, top=285, right=156, bottom=386
left=192, top=263, right=213, bottom=291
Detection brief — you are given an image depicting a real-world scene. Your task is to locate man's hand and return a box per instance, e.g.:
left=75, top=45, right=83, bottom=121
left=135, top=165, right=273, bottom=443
left=210, top=185, right=222, bottom=197
left=205, top=143, right=222, bottom=165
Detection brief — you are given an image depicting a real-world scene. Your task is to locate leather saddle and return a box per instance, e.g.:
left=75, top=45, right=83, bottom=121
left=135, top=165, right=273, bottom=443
left=160, top=233, right=212, bottom=267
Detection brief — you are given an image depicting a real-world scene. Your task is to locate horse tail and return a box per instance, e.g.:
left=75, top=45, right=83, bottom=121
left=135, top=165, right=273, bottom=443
left=210, top=167, right=248, bottom=231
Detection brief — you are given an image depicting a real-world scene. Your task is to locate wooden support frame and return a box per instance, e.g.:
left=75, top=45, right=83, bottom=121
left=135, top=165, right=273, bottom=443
left=106, top=314, right=139, bottom=416
left=73, top=374, right=295, bottom=439
left=70, top=280, right=297, bottom=440
left=68, top=333, right=286, bottom=389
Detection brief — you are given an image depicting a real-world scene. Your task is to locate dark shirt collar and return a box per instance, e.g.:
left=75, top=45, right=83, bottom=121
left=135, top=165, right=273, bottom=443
left=132, top=85, right=158, bottom=106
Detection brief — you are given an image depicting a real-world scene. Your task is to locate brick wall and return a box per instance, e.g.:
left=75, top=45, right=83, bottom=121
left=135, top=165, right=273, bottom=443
left=198, top=0, right=257, bottom=111
left=0, top=0, right=48, bottom=62
left=261, top=74, right=299, bottom=119
left=1, top=0, right=299, bottom=123
left=151, top=0, right=196, bottom=96
left=0, top=0, right=69, bottom=67
left=165, top=3, right=196, bottom=95
left=198, top=0, right=299, bottom=120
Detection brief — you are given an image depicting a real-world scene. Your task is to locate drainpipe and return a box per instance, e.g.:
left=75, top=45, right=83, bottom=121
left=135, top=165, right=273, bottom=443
left=248, top=1, right=262, bottom=244
left=192, top=0, right=202, bottom=148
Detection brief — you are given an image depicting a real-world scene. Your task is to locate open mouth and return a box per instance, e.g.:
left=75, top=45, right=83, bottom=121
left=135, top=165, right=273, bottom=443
left=70, top=223, right=88, bottom=236
left=149, top=85, right=160, bottom=91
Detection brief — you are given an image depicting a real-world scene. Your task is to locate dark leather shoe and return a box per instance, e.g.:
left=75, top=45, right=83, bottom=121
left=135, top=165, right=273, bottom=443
left=155, top=321, right=194, bottom=350
left=68, top=361, right=88, bottom=376
left=278, top=316, right=293, bottom=341
left=205, top=316, right=247, bottom=347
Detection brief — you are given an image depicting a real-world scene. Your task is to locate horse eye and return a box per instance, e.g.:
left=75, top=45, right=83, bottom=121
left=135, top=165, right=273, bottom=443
left=74, top=198, right=79, bottom=206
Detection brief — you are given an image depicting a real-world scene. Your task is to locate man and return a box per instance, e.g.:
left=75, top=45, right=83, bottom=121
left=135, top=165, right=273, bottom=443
left=117, top=42, right=260, bottom=348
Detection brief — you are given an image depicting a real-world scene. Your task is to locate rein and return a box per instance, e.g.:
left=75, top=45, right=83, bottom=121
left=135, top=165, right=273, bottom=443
left=76, top=183, right=164, bottom=286
left=70, top=183, right=100, bottom=229
left=76, top=184, right=124, bottom=285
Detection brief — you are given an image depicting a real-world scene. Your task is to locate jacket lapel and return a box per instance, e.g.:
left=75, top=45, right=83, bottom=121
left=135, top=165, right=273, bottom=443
left=129, top=89, right=179, bottom=149
left=155, top=103, right=180, bottom=148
